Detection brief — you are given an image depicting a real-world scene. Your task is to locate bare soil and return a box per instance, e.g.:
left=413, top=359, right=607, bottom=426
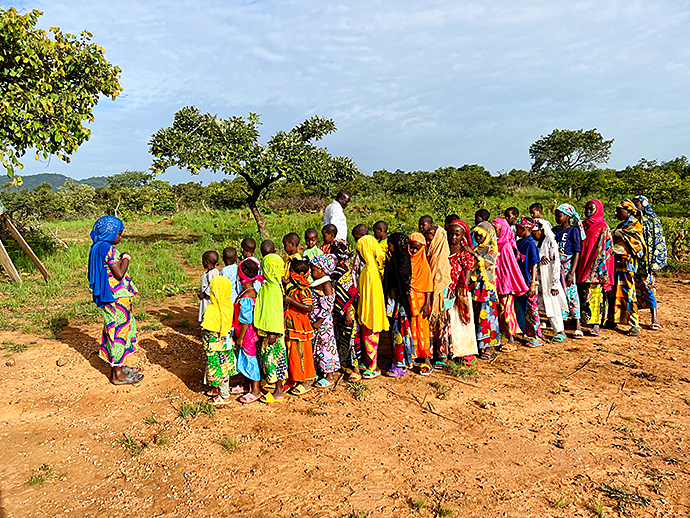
left=1, top=278, right=690, bottom=517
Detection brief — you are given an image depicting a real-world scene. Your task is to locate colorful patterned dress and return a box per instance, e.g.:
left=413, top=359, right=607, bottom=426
left=613, top=204, right=646, bottom=327
left=554, top=226, right=582, bottom=320
left=285, top=274, right=316, bottom=383
left=310, top=287, right=340, bottom=374
left=448, top=249, right=478, bottom=358
left=332, top=262, right=361, bottom=370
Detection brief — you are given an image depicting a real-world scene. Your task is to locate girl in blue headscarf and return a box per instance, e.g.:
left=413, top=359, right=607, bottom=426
left=88, top=216, right=143, bottom=385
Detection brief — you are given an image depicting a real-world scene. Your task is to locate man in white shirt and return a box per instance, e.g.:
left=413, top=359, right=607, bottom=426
left=322, top=190, right=351, bottom=243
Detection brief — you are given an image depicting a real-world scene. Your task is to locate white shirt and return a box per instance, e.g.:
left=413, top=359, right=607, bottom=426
left=323, top=200, right=348, bottom=242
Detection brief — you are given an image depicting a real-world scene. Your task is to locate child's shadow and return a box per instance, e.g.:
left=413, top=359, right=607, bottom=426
left=141, top=330, right=205, bottom=393
left=57, top=324, right=112, bottom=380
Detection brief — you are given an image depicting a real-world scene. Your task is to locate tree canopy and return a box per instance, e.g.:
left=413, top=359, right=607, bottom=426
left=149, top=107, right=357, bottom=236
left=0, top=8, right=122, bottom=180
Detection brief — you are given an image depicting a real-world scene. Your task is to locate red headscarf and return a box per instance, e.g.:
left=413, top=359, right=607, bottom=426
left=576, top=199, right=614, bottom=288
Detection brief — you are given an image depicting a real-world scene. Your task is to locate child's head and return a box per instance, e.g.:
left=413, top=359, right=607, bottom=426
left=240, top=237, right=256, bottom=258
left=448, top=222, right=466, bottom=247
left=423, top=228, right=434, bottom=248
left=239, top=258, right=259, bottom=284
left=616, top=200, right=636, bottom=221
left=504, top=207, right=519, bottom=226
left=530, top=221, right=544, bottom=241
left=554, top=208, right=569, bottom=226
left=408, top=234, right=424, bottom=256
left=418, top=215, right=433, bottom=234
left=474, top=209, right=490, bottom=226
left=304, top=228, right=319, bottom=249
left=529, top=202, right=543, bottom=219
left=584, top=200, right=597, bottom=218
left=444, top=214, right=460, bottom=231
left=260, top=239, right=275, bottom=257
left=290, top=258, right=310, bottom=276
left=202, top=250, right=219, bottom=270
left=322, top=224, right=337, bottom=244
left=352, top=224, right=369, bottom=242
left=516, top=217, right=534, bottom=238
left=373, top=220, right=388, bottom=240
left=282, top=232, right=300, bottom=255
left=473, top=230, right=486, bottom=245
left=222, top=247, right=237, bottom=266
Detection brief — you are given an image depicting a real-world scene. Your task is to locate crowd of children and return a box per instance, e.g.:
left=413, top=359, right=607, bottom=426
left=197, top=196, right=667, bottom=405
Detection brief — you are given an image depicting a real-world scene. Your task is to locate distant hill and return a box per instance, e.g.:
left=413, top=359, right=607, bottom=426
left=1, top=173, right=109, bottom=192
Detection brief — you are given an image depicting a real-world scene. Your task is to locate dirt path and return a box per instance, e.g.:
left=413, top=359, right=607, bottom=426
left=1, top=278, right=690, bottom=517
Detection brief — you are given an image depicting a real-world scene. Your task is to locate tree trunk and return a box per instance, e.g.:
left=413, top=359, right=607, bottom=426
left=247, top=197, right=269, bottom=238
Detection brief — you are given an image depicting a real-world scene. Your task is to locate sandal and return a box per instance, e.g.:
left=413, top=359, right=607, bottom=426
left=574, top=330, right=584, bottom=340
left=478, top=350, right=494, bottom=361
left=525, top=338, right=542, bottom=348
left=289, top=384, right=312, bottom=396
left=498, top=343, right=516, bottom=353
left=347, top=372, right=362, bottom=383
left=626, top=326, right=641, bottom=337
left=433, top=360, right=447, bottom=370
left=385, top=365, right=407, bottom=377
left=462, top=355, right=477, bottom=366
left=206, top=387, right=220, bottom=397
left=211, top=394, right=231, bottom=406
left=239, top=393, right=260, bottom=404
left=589, top=327, right=601, bottom=337
left=650, top=323, right=662, bottom=331
left=260, top=393, right=284, bottom=404
left=230, top=385, right=246, bottom=394
left=551, top=333, right=566, bottom=343
left=362, top=369, right=381, bottom=379
left=419, top=364, right=432, bottom=376
left=112, top=370, right=144, bottom=385
left=313, top=378, right=333, bottom=388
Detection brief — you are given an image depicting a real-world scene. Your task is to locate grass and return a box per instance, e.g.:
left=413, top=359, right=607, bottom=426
left=143, top=414, right=158, bottom=425
left=437, top=507, right=453, bottom=517
left=551, top=495, right=571, bottom=509
left=116, top=432, right=148, bottom=457
left=682, top=396, right=690, bottom=406
left=142, top=322, right=163, bottom=331
left=2, top=341, right=29, bottom=354
left=591, top=499, right=609, bottom=517
left=431, top=380, right=451, bottom=400
left=445, top=360, right=477, bottom=378
left=346, top=381, right=371, bottom=401
left=153, top=435, right=169, bottom=447
left=472, top=398, right=489, bottom=409
left=611, top=424, right=630, bottom=433
left=412, top=499, right=426, bottom=510
left=599, top=484, right=649, bottom=515
left=220, top=435, right=241, bottom=451
left=341, top=513, right=368, bottom=518
left=26, top=464, right=54, bottom=487
left=178, top=400, right=215, bottom=419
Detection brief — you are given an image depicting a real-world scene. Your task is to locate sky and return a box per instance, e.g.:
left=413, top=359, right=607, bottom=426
left=7, top=0, right=690, bottom=185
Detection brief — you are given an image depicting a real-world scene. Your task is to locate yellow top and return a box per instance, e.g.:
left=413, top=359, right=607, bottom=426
left=201, top=276, right=234, bottom=336
left=356, top=235, right=389, bottom=332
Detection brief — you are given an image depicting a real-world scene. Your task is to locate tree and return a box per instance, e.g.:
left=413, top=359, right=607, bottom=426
left=0, top=8, right=122, bottom=180
left=149, top=107, right=357, bottom=236
left=529, top=129, right=613, bottom=196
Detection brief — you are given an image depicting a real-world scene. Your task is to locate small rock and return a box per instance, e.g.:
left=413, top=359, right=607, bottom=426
left=57, top=357, right=68, bottom=367
left=5, top=358, right=15, bottom=367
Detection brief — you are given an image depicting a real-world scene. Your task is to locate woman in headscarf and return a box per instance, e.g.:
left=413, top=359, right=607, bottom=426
left=201, top=276, right=237, bottom=405
left=356, top=235, right=389, bottom=379
left=424, top=225, right=453, bottom=368
left=554, top=203, right=584, bottom=338
left=515, top=217, right=543, bottom=347
left=633, top=195, right=667, bottom=330
left=531, top=220, right=568, bottom=342
left=576, top=199, right=614, bottom=337
left=447, top=220, right=478, bottom=365
left=330, top=241, right=362, bottom=383
left=610, top=199, right=646, bottom=336
left=255, top=251, right=288, bottom=403
left=383, top=232, right=414, bottom=376
left=408, top=232, right=434, bottom=374
left=309, top=254, right=340, bottom=387
left=492, top=217, right=528, bottom=352
left=88, top=216, right=143, bottom=385
left=469, top=222, right=501, bottom=359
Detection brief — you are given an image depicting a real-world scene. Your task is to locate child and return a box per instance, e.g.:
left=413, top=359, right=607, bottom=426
left=531, top=221, right=567, bottom=342
left=447, top=219, right=478, bottom=365
left=352, top=224, right=369, bottom=242
left=331, top=241, right=362, bottom=382
left=469, top=222, right=501, bottom=360
left=492, top=217, right=528, bottom=351
left=198, top=250, right=220, bottom=324
left=351, top=224, right=369, bottom=287
left=356, top=235, right=389, bottom=379
left=471, top=210, right=490, bottom=247
left=515, top=217, right=543, bottom=347
left=424, top=225, right=453, bottom=368
left=303, top=228, right=323, bottom=261
left=282, top=232, right=302, bottom=281
left=321, top=224, right=338, bottom=254
left=418, top=215, right=434, bottom=235
left=504, top=207, right=519, bottom=236
left=373, top=220, right=389, bottom=253
left=254, top=244, right=288, bottom=403
left=554, top=204, right=584, bottom=338
left=444, top=214, right=460, bottom=232
left=240, top=237, right=262, bottom=293
left=284, top=259, right=316, bottom=395
left=233, top=259, right=263, bottom=404
left=220, top=247, right=238, bottom=302
left=529, top=203, right=553, bottom=231
left=309, top=254, right=340, bottom=387
left=408, top=233, right=434, bottom=374
left=201, top=276, right=237, bottom=406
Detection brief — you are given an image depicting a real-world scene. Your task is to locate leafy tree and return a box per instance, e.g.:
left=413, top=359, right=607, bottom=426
left=107, top=170, right=153, bottom=190
left=529, top=129, right=613, bottom=196
left=149, top=107, right=357, bottom=236
left=616, top=158, right=690, bottom=205
left=0, top=8, right=122, bottom=180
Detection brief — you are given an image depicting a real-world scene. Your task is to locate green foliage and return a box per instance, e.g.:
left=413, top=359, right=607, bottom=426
left=115, top=432, right=147, bottom=457
left=0, top=8, right=122, bottom=178
left=346, top=380, right=371, bottom=401
left=220, top=435, right=241, bottom=451
left=26, top=463, right=54, bottom=487
left=178, top=400, right=215, bottom=419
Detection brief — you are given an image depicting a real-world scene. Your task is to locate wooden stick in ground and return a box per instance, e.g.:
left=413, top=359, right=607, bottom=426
left=0, top=236, right=21, bottom=282
left=427, top=402, right=462, bottom=425
left=1, top=214, right=53, bottom=280
left=565, top=358, right=591, bottom=379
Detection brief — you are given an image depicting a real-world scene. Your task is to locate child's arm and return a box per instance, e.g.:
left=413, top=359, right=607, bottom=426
left=529, top=264, right=538, bottom=297
left=284, top=295, right=313, bottom=312
left=422, top=292, right=432, bottom=319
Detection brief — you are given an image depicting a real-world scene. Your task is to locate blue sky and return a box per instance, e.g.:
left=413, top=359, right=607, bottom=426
left=8, top=0, right=690, bottom=185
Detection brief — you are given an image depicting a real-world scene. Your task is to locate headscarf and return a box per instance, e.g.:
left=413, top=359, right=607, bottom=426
left=576, top=199, right=614, bottom=288
left=409, top=233, right=434, bottom=293
left=556, top=203, right=586, bottom=240
left=426, top=226, right=453, bottom=319
left=492, top=218, right=528, bottom=296
left=614, top=198, right=646, bottom=263
left=356, top=235, right=389, bottom=332
left=238, top=258, right=264, bottom=285
left=472, top=222, right=498, bottom=293
left=254, top=254, right=285, bottom=334
left=201, top=275, right=234, bottom=336
left=310, top=254, right=336, bottom=287
left=88, top=215, right=125, bottom=308
left=331, top=240, right=353, bottom=263
left=447, top=220, right=473, bottom=324
left=383, top=232, right=412, bottom=315
left=633, top=195, right=667, bottom=273
left=517, top=216, right=536, bottom=230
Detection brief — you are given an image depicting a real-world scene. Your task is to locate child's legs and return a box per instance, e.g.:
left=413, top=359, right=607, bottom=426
left=474, top=299, right=501, bottom=349
left=218, top=379, right=230, bottom=399
left=548, top=314, right=565, bottom=334
left=361, top=326, right=380, bottom=370
left=524, top=293, right=543, bottom=338
left=431, top=312, right=450, bottom=359
left=410, top=314, right=431, bottom=358
left=498, top=294, right=521, bottom=336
